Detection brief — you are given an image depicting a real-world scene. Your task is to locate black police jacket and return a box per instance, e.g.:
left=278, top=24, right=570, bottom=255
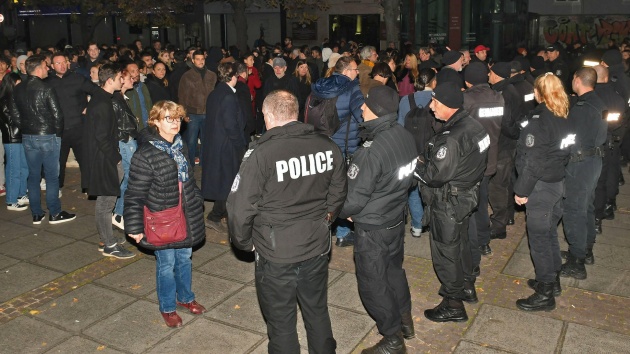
left=514, top=103, right=572, bottom=197
left=492, top=78, right=524, bottom=150
left=567, top=91, right=607, bottom=155
left=11, top=76, right=64, bottom=137
left=112, top=92, right=138, bottom=142
left=415, top=108, right=489, bottom=189
left=550, top=58, right=570, bottom=89
left=463, top=83, right=504, bottom=176
left=339, top=114, right=418, bottom=230
left=594, top=82, right=626, bottom=138
left=227, top=121, right=347, bottom=263
left=608, top=63, right=630, bottom=104
left=509, top=73, right=537, bottom=117
left=46, top=71, right=98, bottom=130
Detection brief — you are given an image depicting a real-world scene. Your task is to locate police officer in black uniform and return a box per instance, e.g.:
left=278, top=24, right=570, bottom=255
left=600, top=49, right=630, bottom=163
left=339, top=85, right=417, bottom=354
left=560, top=67, right=607, bottom=281
left=463, top=62, right=505, bottom=271
left=515, top=73, right=573, bottom=312
left=546, top=44, right=570, bottom=90
left=414, top=82, right=489, bottom=322
left=593, top=65, right=627, bottom=233
left=227, top=90, right=347, bottom=354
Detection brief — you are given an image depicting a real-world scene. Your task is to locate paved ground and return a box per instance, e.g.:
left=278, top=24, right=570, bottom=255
left=1, top=165, right=630, bottom=354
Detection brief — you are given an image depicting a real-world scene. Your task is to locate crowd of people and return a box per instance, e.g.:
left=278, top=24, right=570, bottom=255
left=1, top=34, right=630, bottom=353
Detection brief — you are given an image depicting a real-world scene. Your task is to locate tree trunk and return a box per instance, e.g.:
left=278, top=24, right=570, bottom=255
left=382, top=0, right=400, bottom=46
left=229, top=0, right=249, bottom=56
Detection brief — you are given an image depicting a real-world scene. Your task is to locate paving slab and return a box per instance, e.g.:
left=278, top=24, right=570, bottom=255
left=561, top=322, right=630, bottom=353
left=34, top=284, right=136, bottom=331
left=0, top=230, right=74, bottom=260
left=0, top=254, right=20, bottom=270
left=327, top=272, right=367, bottom=314
left=46, top=215, right=99, bottom=240
left=0, top=316, right=72, bottom=354
left=0, top=220, right=37, bottom=244
left=454, top=340, right=514, bottom=353
left=196, top=251, right=255, bottom=283
left=191, top=241, right=230, bottom=269
left=94, top=258, right=157, bottom=297
left=328, top=306, right=375, bottom=354
left=45, top=335, right=124, bottom=354
left=206, top=285, right=266, bottom=333
left=0, top=262, right=63, bottom=303
left=403, top=233, right=432, bottom=260
left=146, top=317, right=263, bottom=353
left=32, top=240, right=103, bottom=273
left=584, top=242, right=630, bottom=270
left=463, top=304, right=563, bottom=354
left=83, top=300, right=194, bottom=354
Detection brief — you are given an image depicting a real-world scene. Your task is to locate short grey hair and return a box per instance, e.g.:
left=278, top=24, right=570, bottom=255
left=263, top=90, right=298, bottom=122
left=360, top=46, right=376, bottom=60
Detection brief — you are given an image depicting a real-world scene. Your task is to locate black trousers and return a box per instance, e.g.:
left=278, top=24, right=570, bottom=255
left=207, top=200, right=227, bottom=222
left=255, top=253, right=336, bottom=354
left=59, top=124, right=84, bottom=188
left=354, top=221, right=411, bottom=336
left=595, top=145, right=621, bottom=219
left=488, top=149, right=515, bottom=234
left=468, top=176, right=490, bottom=268
left=526, top=181, right=563, bottom=283
left=429, top=200, right=474, bottom=299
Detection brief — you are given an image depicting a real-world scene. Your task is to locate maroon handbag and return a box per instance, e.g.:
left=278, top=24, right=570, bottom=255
left=143, top=182, right=187, bottom=246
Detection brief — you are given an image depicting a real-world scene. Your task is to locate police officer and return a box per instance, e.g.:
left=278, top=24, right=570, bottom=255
left=593, top=65, right=627, bottom=233
left=227, top=90, right=347, bottom=354
left=339, top=85, right=417, bottom=354
left=545, top=44, right=570, bottom=89
left=560, top=67, right=607, bottom=281
left=600, top=49, right=630, bottom=162
left=515, top=73, right=573, bottom=312
left=414, top=82, right=489, bottom=322
left=488, top=62, right=524, bottom=242
left=463, top=62, right=504, bottom=271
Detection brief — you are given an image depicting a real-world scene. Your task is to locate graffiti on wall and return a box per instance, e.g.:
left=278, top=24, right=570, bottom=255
left=540, top=16, right=630, bottom=47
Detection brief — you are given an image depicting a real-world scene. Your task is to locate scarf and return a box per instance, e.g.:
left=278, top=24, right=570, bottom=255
left=149, top=134, right=190, bottom=182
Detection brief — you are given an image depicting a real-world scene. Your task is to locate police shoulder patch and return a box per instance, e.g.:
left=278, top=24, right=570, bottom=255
left=556, top=70, right=562, bottom=76
left=242, top=148, right=254, bottom=162
left=526, top=134, right=535, bottom=147
left=532, top=115, right=540, bottom=119
left=347, top=163, right=360, bottom=179
left=363, top=140, right=373, bottom=148
left=436, top=146, right=447, bottom=160
left=231, top=174, right=241, bottom=192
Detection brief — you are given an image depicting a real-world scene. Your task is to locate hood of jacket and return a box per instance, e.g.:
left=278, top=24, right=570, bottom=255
left=311, top=73, right=359, bottom=99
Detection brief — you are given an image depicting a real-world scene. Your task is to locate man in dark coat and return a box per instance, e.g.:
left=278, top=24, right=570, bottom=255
left=201, top=63, right=248, bottom=232
left=83, top=63, right=135, bottom=259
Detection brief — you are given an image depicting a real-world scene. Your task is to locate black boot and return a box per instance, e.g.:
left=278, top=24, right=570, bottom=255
left=424, top=297, right=468, bottom=323
left=400, top=312, right=415, bottom=340
left=619, top=174, right=625, bottom=187
left=609, top=198, right=618, bottom=211
left=361, top=332, right=406, bottom=354
left=463, top=281, right=478, bottom=304
left=585, top=247, right=594, bottom=265
left=516, top=281, right=556, bottom=311
left=479, top=244, right=492, bottom=256
left=604, top=202, right=615, bottom=220
left=527, top=272, right=562, bottom=297
left=560, top=253, right=587, bottom=280
left=595, top=218, right=602, bottom=235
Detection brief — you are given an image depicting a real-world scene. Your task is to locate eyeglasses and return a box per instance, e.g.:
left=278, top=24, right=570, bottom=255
left=164, top=115, right=183, bottom=123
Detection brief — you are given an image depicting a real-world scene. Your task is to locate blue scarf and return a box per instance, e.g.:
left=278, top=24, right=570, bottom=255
left=149, top=134, right=190, bottom=182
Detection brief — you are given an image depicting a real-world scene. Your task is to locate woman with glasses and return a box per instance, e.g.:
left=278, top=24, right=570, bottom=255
left=125, top=100, right=206, bottom=327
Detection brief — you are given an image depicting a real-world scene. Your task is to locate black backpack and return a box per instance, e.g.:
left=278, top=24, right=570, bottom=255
left=403, top=93, right=438, bottom=155
left=304, top=94, right=340, bottom=136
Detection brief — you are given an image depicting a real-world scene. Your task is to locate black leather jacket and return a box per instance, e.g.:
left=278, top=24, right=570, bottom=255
left=113, top=92, right=138, bottom=142
left=0, top=96, right=21, bottom=143
left=10, top=75, right=64, bottom=136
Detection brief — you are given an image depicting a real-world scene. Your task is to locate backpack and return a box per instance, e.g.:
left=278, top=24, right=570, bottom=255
left=304, top=94, right=340, bottom=136
left=403, top=93, right=438, bottom=155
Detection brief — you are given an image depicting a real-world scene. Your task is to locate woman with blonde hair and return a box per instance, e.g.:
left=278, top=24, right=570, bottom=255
left=294, top=59, right=312, bottom=121
left=513, top=73, right=572, bottom=312
left=124, top=100, right=206, bottom=328
left=397, top=53, right=421, bottom=96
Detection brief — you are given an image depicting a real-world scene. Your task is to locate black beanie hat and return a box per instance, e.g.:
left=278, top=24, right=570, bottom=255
left=464, top=62, right=489, bottom=85
left=442, top=51, right=462, bottom=66
left=491, top=62, right=512, bottom=78
left=601, top=49, right=622, bottom=66
left=432, top=82, right=463, bottom=109
left=365, top=85, right=399, bottom=116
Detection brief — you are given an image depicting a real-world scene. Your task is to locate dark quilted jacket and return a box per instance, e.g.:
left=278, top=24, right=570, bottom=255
left=124, top=127, right=205, bottom=250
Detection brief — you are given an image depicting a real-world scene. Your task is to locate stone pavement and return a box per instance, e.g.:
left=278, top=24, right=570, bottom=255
left=1, top=166, right=630, bottom=353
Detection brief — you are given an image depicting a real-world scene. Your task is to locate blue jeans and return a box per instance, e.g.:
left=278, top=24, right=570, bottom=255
left=183, top=114, right=205, bottom=167
left=114, top=139, right=137, bottom=216
left=155, top=247, right=195, bottom=313
left=408, top=185, right=423, bottom=229
left=22, top=135, right=61, bottom=216
left=3, top=143, right=28, bottom=204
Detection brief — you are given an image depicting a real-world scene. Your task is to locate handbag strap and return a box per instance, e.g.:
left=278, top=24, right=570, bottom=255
left=178, top=181, right=183, bottom=207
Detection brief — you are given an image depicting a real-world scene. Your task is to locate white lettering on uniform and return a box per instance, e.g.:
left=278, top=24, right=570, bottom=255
left=277, top=151, right=334, bottom=182
left=398, top=159, right=418, bottom=180
left=524, top=93, right=534, bottom=102
left=478, top=134, right=490, bottom=153
left=560, top=134, right=576, bottom=149
left=520, top=120, right=529, bottom=128
left=478, top=107, right=504, bottom=118
left=607, top=112, right=620, bottom=122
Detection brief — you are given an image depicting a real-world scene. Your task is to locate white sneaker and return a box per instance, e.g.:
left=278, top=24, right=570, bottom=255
left=112, top=214, right=125, bottom=231
left=18, top=195, right=29, bottom=205
left=7, top=203, right=28, bottom=211
left=59, top=190, right=63, bottom=198
left=40, top=179, right=46, bottom=190
left=410, top=227, right=422, bottom=238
